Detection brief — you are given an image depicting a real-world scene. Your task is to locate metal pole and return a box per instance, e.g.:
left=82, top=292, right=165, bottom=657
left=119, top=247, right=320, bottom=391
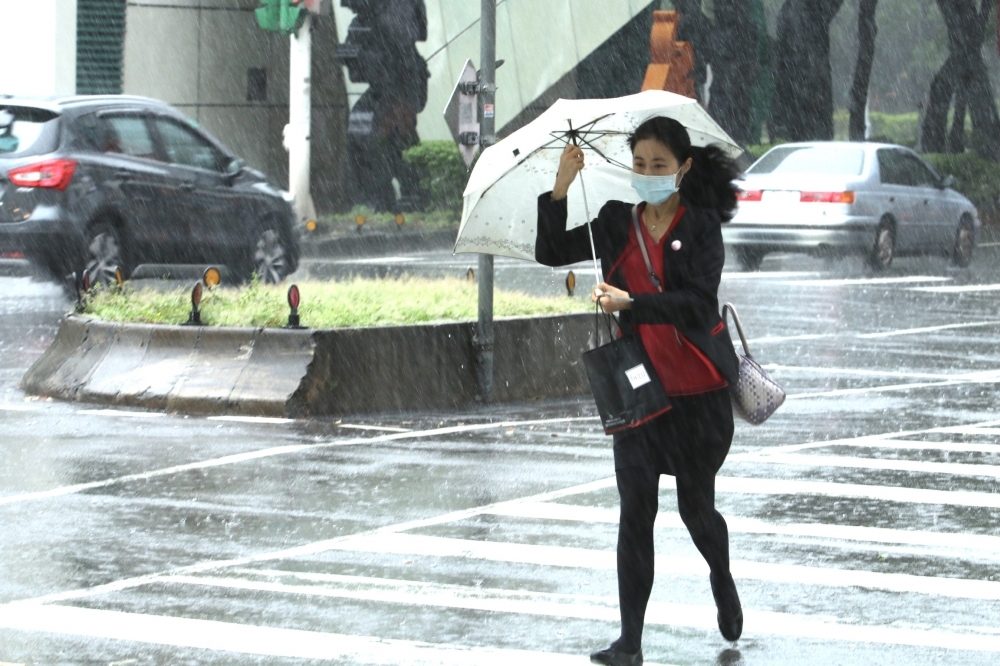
left=288, top=15, right=316, bottom=227
left=476, top=0, right=496, bottom=401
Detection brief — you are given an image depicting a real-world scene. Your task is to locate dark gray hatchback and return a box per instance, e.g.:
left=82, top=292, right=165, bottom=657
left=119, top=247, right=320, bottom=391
left=0, top=95, right=299, bottom=284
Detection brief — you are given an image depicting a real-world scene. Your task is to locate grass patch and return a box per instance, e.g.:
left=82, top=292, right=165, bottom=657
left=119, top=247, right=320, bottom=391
left=312, top=206, right=459, bottom=236
left=83, top=277, right=589, bottom=328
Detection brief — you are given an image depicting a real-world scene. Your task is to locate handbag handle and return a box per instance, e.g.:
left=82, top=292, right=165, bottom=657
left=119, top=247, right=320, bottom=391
left=631, top=205, right=663, bottom=293
left=594, top=299, right=617, bottom=343
left=722, top=302, right=752, bottom=357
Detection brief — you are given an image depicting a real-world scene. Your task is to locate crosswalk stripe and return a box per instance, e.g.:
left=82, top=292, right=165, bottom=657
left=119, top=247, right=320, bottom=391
left=326, top=533, right=1000, bottom=601
left=0, top=603, right=662, bottom=665
left=163, top=571, right=1000, bottom=652
left=483, top=501, right=1000, bottom=556
left=696, top=476, right=1000, bottom=509
left=744, top=452, right=1000, bottom=478
left=760, top=439, right=1000, bottom=455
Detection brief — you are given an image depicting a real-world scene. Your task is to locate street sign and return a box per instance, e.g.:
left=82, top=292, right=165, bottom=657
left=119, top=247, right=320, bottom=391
left=443, top=59, right=480, bottom=169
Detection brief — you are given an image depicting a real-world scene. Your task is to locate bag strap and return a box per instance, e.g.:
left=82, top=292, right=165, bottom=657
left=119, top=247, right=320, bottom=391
left=631, top=205, right=663, bottom=293
left=722, top=302, right=752, bottom=357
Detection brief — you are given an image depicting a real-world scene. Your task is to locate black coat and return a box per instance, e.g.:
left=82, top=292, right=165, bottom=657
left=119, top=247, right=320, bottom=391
left=535, top=192, right=740, bottom=386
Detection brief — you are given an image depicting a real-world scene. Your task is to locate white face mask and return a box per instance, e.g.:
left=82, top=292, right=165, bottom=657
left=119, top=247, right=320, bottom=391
left=631, top=171, right=683, bottom=205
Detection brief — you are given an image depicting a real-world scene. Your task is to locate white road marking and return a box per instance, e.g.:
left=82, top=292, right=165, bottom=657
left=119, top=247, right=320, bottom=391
left=745, top=333, right=835, bottom=345
left=0, top=404, right=38, bottom=412
left=324, top=532, right=1000, bottom=601
left=0, top=416, right=600, bottom=507
left=709, top=475, right=1000, bottom=509
left=0, top=603, right=645, bottom=666
left=161, top=572, right=1000, bottom=652
left=759, top=438, right=1000, bottom=456
left=777, top=276, right=951, bottom=287
left=762, top=364, right=952, bottom=380
left=484, top=501, right=1000, bottom=556
left=856, top=320, right=1000, bottom=338
left=207, top=415, right=295, bottom=424
left=77, top=409, right=165, bottom=418
left=721, top=271, right=821, bottom=280
left=911, top=283, right=1000, bottom=294
left=785, top=375, right=1000, bottom=400
left=338, top=423, right=413, bottom=433
left=745, top=452, right=1000, bottom=478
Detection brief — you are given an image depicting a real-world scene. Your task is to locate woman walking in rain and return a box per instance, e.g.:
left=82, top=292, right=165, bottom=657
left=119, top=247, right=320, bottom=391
left=536, top=116, right=743, bottom=666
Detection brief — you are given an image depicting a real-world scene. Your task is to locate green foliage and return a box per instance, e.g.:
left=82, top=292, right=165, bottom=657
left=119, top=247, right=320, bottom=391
left=403, top=140, right=470, bottom=214
left=922, top=153, right=1000, bottom=209
left=84, top=277, right=588, bottom=329
left=314, top=206, right=459, bottom=235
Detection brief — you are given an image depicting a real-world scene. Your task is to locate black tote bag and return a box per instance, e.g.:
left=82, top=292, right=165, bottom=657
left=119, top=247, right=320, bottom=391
left=581, top=306, right=672, bottom=435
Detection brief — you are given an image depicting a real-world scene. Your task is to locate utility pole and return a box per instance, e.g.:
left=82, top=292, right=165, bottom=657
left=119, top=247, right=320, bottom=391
left=287, top=14, right=317, bottom=227
left=476, top=0, right=497, bottom=402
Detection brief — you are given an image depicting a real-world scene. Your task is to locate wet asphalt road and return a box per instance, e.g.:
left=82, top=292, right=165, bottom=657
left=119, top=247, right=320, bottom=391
left=2, top=242, right=1000, bottom=665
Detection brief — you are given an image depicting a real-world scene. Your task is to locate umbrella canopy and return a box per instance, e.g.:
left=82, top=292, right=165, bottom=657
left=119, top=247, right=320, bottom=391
left=454, top=90, right=741, bottom=262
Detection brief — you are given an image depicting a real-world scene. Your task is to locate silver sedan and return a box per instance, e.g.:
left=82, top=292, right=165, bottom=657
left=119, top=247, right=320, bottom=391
left=724, top=142, right=980, bottom=270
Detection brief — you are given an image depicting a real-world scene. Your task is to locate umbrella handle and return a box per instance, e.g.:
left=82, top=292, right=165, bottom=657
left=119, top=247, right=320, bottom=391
left=578, top=172, right=602, bottom=288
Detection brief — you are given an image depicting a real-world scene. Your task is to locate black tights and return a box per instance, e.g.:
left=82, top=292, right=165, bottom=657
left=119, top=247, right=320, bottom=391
left=615, top=463, right=731, bottom=652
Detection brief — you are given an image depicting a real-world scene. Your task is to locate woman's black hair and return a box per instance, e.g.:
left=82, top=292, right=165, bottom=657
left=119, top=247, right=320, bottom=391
left=628, top=116, right=740, bottom=222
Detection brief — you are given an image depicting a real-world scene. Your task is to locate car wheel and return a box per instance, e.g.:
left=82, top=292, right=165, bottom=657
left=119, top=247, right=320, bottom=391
left=239, top=228, right=290, bottom=284
left=83, top=222, right=131, bottom=286
left=735, top=246, right=766, bottom=272
left=951, top=217, right=975, bottom=268
left=868, top=219, right=895, bottom=271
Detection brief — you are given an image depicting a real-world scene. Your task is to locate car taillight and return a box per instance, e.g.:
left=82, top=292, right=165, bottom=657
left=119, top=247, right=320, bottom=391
left=737, top=189, right=763, bottom=202
left=800, top=191, right=855, bottom=204
left=8, top=159, right=77, bottom=191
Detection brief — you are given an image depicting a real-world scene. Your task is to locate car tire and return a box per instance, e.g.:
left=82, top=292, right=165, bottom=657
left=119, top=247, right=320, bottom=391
left=82, top=221, right=132, bottom=286
left=735, top=246, right=766, bottom=272
left=234, top=226, right=291, bottom=284
left=951, top=217, right=975, bottom=268
left=868, top=219, right=895, bottom=271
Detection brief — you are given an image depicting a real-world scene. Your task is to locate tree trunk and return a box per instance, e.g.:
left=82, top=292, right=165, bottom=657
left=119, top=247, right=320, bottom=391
left=922, top=0, right=1000, bottom=160
left=770, top=0, right=847, bottom=142
left=848, top=0, right=879, bottom=142
left=710, top=0, right=758, bottom=144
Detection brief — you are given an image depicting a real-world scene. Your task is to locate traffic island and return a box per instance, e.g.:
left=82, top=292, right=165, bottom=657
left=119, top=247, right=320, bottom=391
left=21, top=278, right=596, bottom=417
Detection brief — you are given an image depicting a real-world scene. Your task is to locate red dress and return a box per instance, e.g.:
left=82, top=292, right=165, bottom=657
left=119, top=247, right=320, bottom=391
left=616, top=206, right=728, bottom=396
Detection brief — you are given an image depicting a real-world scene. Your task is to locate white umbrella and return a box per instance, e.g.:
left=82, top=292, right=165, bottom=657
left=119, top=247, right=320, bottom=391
left=453, top=90, right=741, bottom=280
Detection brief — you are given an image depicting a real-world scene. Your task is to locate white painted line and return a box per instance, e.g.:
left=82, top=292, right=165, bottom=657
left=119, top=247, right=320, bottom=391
left=762, top=364, right=950, bottom=380
left=207, top=415, right=295, bottom=425
left=0, top=415, right=601, bottom=507
left=856, top=320, right=1000, bottom=339
left=761, top=438, right=1000, bottom=456
left=746, top=452, right=1000, bottom=479
left=785, top=377, right=998, bottom=400
left=979, top=242, right=1000, bottom=248
left=0, top=404, right=38, bottom=412
left=911, top=283, right=1000, bottom=294
left=484, top=501, right=1000, bottom=556
left=77, top=409, right=165, bottom=418
left=14, top=475, right=619, bottom=606
left=709, top=475, right=1000, bottom=509
left=325, top=532, right=1000, bottom=601
left=932, top=426, right=1000, bottom=436
left=778, top=276, right=951, bottom=287
left=172, top=570, right=1000, bottom=652
left=721, top=271, right=821, bottom=281
left=0, top=603, right=642, bottom=666
left=338, top=423, right=413, bottom=433
left=745, top=333, right=835, bottom=345
left=754, top=420, right=1000, bottom=456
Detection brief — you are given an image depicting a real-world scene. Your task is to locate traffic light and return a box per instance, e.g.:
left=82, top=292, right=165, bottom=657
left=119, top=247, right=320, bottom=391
left=255, top=0, right=306, bottom=36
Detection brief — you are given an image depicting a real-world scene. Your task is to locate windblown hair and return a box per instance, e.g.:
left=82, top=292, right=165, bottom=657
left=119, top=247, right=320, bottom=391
left=628, top=116, right=740, bottom=222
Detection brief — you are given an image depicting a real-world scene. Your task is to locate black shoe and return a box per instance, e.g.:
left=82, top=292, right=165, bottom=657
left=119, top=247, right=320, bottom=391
left=711, top=571, right=743, bottom=642
left=590, top=642, right=643, bottom=666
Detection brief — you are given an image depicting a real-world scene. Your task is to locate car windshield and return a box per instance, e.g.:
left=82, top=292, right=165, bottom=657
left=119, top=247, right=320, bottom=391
left=0, top=106, right=61, bottom=157
left=747, top=145, right=866, bottom=176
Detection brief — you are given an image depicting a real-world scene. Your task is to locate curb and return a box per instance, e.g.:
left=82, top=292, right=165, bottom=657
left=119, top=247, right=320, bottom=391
left=23, top=313, right=600, bottom=417
left=300, top=228, right=457, bottom=258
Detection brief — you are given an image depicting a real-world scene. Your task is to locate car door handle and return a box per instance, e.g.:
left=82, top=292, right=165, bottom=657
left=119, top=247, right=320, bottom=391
left=115, top=170, right=131, bottom=181
left=180, top=182, right=196, bottom=192
left=924, top=200, right=929, bottom=205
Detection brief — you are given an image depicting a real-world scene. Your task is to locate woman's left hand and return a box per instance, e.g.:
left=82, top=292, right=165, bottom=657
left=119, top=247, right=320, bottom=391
left=591, top=282, right=631, bottom=313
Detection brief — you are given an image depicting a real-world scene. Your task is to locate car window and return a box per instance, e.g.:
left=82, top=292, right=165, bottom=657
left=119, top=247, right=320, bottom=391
left=102, top=115, right=157, bottom=159
left=898, top=152, right=939, bottom=188
left=154, top=118, right=222, bottom=171
left=0, top=106, right=61, bottom=157
left=747, top=145, right=865, bottom=176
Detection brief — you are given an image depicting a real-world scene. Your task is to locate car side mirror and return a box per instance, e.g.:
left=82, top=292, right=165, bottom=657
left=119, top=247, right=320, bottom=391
left=941, top=174, right=956, bottom=189
left=224, top=158, right=245, bottom=180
